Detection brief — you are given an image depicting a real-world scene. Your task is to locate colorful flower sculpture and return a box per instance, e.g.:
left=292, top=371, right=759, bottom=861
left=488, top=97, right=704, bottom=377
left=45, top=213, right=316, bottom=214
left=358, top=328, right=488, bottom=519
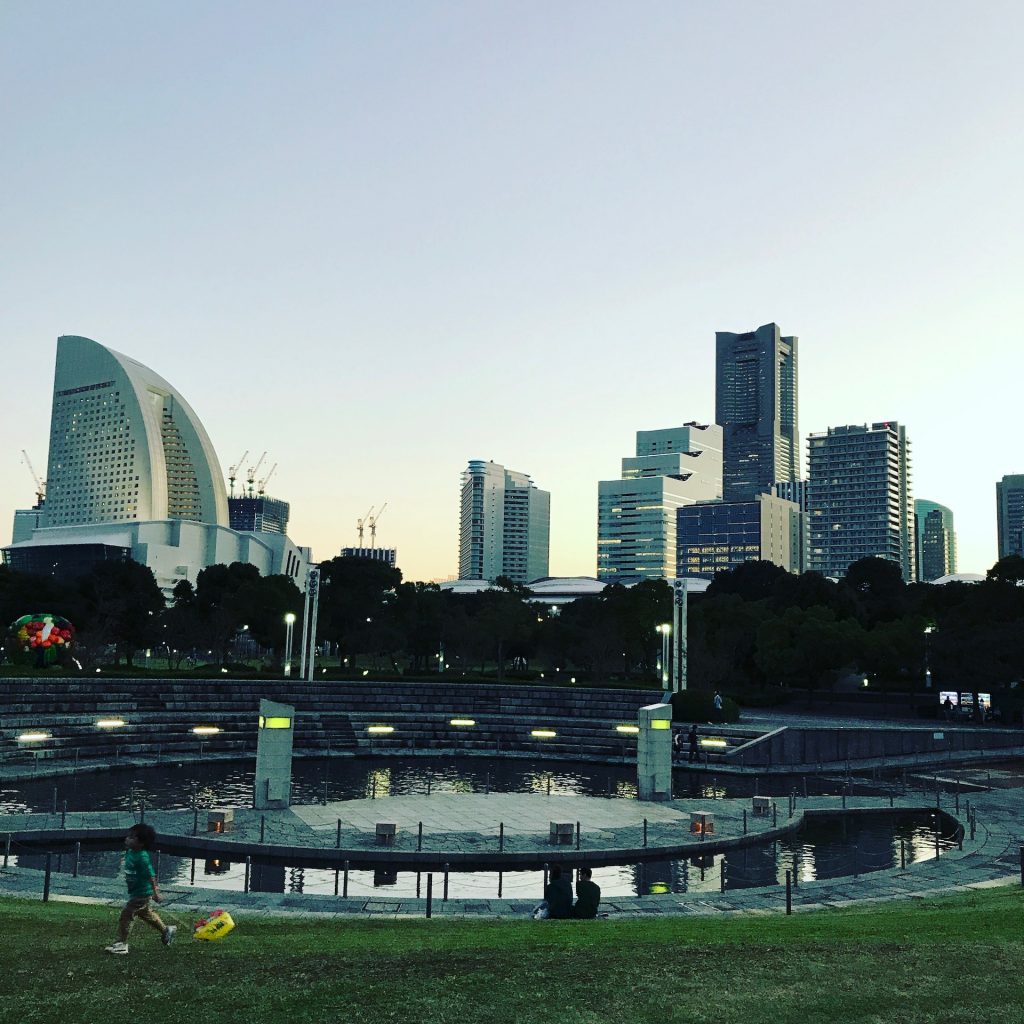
left=9, top=614, right=75, bottom=666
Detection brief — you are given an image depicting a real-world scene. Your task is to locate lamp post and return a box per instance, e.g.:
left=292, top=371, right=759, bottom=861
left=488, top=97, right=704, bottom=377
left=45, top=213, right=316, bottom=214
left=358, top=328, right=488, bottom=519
left=284, top=612, right=296, bottom=677
left=306, top=567, right=321, bottom=682
left=672, top=578, right=688, bottom=692
left=657, top=623, right=671, bottom=689
left=925, top=618, right=933, bottom=692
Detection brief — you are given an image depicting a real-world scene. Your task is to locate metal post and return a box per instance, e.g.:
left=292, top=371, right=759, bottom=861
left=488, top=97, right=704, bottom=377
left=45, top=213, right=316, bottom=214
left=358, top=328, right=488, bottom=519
left=416, top=872, right=421, bottom=899
left=547, top=776, right=551, bottom=797
left=427, top=776, right=432, bottom=797
left=773, top=802, right=778, bottom=827
left=190, top=857, right=196, bottom=885
left=785, top=869, right=791, bottom=915
left=443, top=863, right=450, bottom=901
left=901, top=840, right=906, bottom=870
left=643, top=818, right=648, bottom=848
left=426, top=874, right=433, bottom=918
left=244, top=855, right=251, bottom=893
left=193, top=806, right=199, bottom=835
left=52, top=787, right=57, bottom=814
left=5, top=834, right=11, bottom=868
left=485, top=772, right=490, bottom=795
left=299, top=570, right=312, bottom=679
left=43, top=853, right=52, bottom=902
left=720, top=860, right=726, bottom=893
left=701, top=813, right=706, bottom=841
left=343, top=860, right=350, bottom=897
left=306, top=566, right=321, bottom=682
left=61, top=801, right=67, bottom=830
left=139, top=801, right=145, bottom=823
left=935, top=815, right=940, bottom=859
left=743, top=809, right=748, bottom=835
left=336, top=820, right=342, bottom=848
left=334, top=869, right=339, bottom=896
left=575, top=821, right=580, bottom=850
left=499, top=822, right=504, bottom=852
left=372, top=776, right=377, bottom=800
left=418, top=822, right=423, bottom=852
left=792, top=855, right=799, bottom=889
left=543, top=863, right=549, bottom=891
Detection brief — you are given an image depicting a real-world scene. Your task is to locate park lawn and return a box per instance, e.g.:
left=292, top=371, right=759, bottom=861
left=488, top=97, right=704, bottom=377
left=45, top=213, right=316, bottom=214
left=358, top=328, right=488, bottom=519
left=2, top=889, right=1022, bottom=1024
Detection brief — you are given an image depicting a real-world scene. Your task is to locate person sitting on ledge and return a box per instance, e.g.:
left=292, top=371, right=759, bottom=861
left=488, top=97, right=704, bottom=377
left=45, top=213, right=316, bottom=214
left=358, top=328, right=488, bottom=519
left=533, top=864, right=573, bottom=919
left=571, top=866, right=601, bottom=919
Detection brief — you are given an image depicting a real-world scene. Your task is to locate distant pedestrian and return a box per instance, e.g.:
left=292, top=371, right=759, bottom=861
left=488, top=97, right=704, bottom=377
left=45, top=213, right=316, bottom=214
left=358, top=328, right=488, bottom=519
left=713, top=690, right=723, bottom=722
left=688, top=722, right=699, bottom=763
left=105, top=823, right=176, bottom=955
left=943, top=696, right=953, bottom=721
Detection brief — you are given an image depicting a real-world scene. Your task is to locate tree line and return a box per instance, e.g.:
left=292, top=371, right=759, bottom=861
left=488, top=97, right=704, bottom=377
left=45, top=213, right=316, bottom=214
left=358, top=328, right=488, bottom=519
left=1, top=555, right=1023, bottom=699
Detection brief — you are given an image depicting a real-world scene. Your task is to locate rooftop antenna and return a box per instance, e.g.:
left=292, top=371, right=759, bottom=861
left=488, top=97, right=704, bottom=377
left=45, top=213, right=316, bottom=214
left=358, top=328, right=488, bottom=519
left=228, top=450, right=249, bottom=499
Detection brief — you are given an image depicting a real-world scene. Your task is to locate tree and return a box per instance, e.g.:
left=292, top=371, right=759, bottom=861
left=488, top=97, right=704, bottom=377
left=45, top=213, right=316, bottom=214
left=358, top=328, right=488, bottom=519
left=987, top=555, right=1024, bottom=586
left=77, top=560, right=164, bottom=666
left=318, top=556, right=403, bottom=667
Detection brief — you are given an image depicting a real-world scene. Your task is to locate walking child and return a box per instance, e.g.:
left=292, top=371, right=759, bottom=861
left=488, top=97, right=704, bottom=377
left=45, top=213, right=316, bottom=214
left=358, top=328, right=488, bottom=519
left=105, top=822, right=176, bottom=955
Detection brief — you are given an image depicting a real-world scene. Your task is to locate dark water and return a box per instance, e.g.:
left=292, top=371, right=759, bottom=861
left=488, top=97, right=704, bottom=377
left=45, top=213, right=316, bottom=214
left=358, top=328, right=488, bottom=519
left=1, top=757, right=959, bottom=899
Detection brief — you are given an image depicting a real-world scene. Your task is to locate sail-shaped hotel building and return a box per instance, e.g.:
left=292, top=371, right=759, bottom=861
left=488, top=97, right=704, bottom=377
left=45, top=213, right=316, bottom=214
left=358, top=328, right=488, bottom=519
left=4, top=336, right=309, bottom=592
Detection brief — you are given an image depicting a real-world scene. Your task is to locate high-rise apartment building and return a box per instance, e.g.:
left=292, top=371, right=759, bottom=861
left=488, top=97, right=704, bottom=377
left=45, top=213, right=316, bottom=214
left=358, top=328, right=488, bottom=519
left=597, top=424, right=722, bottom=584
left=716, top=323, right=799, bottom=502
left=458, top=460, right=550, bottom=583
left=996, top=474, right=1024, bottom=559
left=3, top=336, right=310, bottom=591
left=229, top=495, right=290, bottom=535
left=914, top=499, right=956, bottom=581
left=807, top=422, right=915, bottom=580
left=677, top=493, right=803, bottom=580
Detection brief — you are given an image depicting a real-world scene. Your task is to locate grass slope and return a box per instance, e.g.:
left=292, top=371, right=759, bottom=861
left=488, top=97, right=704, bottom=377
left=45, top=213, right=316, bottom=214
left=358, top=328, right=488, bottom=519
left=2, top=889, right=1022, bottom=1024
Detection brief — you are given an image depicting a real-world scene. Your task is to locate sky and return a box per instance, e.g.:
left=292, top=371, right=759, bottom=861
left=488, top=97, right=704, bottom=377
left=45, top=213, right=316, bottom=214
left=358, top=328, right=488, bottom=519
left=2, top=1, right=1022, bottom=582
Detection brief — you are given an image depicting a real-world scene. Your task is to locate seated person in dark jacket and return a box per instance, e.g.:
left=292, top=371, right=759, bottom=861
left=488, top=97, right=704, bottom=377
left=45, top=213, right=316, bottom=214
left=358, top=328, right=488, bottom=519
left=543, top=864, right=574, bottom=919
left=571, top=866, right=601, bottom=919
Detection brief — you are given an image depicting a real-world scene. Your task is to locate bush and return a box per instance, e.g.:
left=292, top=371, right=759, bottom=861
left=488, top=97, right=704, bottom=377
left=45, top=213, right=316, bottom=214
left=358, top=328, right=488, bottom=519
left=669, top=689, right=740, bottom=723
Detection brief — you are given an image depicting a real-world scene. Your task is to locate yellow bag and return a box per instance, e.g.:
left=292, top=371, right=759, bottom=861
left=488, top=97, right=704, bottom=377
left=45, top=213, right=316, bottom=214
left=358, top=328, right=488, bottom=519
left=193, top=910, right=235, bottom=941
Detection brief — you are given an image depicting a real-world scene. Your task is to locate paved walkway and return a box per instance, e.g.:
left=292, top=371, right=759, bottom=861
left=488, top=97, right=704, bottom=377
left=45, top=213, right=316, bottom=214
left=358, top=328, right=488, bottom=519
left=2, top=781, right=1022, bottom=920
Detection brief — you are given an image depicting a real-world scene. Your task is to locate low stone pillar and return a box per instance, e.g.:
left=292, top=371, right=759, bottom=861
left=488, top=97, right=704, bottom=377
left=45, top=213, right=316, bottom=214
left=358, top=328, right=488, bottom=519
left=254, top=698, right=295, bottom=810
left=637, top=702, right=673, bottom=801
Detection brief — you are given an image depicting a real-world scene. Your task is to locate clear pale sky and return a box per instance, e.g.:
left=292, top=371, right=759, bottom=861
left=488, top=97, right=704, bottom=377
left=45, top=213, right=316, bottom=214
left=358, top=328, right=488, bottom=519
left=2, top=2, right=1022, bottom=582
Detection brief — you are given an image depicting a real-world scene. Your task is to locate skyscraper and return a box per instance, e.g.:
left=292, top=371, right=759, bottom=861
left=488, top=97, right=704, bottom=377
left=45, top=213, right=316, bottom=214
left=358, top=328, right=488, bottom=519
left=914, top=499, right=956, bottom=581
left=996, top=474, right=1024, bottom=560
left=458, top=460, right=550, bottom=583
left=715, top=323, right=799, bottom=501
left=807, top=422, right=915, bottom=580
left=597, top=423, right=722, bottom=584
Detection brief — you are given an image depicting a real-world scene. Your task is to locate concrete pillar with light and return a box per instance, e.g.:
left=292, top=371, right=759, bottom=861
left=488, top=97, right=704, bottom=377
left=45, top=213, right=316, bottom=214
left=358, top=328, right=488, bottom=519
left=283, top=612, right=296, bottom=677
left=254, top=698, right=295, bottom=810
left=637, top=702, right=673, bottom=801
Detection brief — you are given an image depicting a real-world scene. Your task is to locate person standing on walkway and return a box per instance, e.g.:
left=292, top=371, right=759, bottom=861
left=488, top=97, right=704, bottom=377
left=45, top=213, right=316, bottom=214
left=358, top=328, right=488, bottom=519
left=688, top=722, right=699, bottom=763
left=713, top=691, right=723, bottom=722
left=571, top=867, right=601, bottom=919
left=105, top=823, right=176, bottom=955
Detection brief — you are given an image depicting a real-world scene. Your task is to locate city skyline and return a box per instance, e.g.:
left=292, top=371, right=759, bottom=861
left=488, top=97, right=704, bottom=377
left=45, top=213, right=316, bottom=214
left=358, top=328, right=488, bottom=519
left=2, top=3, right=1022, bottom=581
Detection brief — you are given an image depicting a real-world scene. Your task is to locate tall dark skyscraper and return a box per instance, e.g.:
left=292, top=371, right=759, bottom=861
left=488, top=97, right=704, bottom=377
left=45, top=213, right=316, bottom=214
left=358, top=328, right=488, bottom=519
left=715, top=323, right=799, bottom=502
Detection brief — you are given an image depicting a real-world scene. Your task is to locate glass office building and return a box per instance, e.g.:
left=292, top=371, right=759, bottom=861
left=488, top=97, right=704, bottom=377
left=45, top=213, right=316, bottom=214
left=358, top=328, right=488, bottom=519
left=914, top=499, right=956, bottom=581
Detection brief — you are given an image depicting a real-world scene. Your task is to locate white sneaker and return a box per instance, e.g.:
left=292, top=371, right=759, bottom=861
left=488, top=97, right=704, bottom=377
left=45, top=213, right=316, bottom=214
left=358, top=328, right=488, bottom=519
left=105, top=942, right=129, bottom=955
left=162, top=925, right=177, bottom=947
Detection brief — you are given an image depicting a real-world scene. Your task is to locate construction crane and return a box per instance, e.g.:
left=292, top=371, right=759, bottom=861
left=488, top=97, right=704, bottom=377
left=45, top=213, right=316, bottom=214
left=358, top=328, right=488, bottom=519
left=368, top=502, right=387, bottom=551
left=21, top=450, right=45, bottom=505
left=246, top=451, right=267, bottom=498
left=356, top=506, right=375, bottom=552
left=257, top=463, right=277, bottom=496
left=228, top=450, right=249, bottom=499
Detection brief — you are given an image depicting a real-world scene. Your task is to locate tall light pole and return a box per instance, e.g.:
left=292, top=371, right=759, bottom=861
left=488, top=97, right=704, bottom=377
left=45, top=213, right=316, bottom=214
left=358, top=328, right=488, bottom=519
left=283, top=612, right=296, bottom=677
left=672, top=578, right=687, bottom=692
left=658, top=623, right=671, bottom=689
left=299, top=565, right=320, bottom=680
left=923, top=625, right=935, bottom=690
left=306, top=566, right=321, bottom=682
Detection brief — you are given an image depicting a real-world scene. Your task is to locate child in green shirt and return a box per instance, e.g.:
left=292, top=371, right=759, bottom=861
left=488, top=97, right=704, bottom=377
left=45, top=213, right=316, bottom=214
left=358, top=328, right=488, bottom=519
left=105, top=823, right=177, bottom=955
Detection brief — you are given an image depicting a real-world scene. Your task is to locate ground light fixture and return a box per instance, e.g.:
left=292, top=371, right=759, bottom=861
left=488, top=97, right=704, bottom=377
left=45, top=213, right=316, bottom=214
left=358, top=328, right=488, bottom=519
left=531, top=729, right=557, bottom=738
left=17, top=731, right=50, bottom=742
left=449, top=718, right=476, bottom=727
left=699, top=738, right=728, bottom=748
left=192, top=726, right=221, bottom=736
left=615, top=725, right=640, bottom=734
left=367, top=725, right=394, bottom=734
left=96, top=718, right=126, bottom=729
